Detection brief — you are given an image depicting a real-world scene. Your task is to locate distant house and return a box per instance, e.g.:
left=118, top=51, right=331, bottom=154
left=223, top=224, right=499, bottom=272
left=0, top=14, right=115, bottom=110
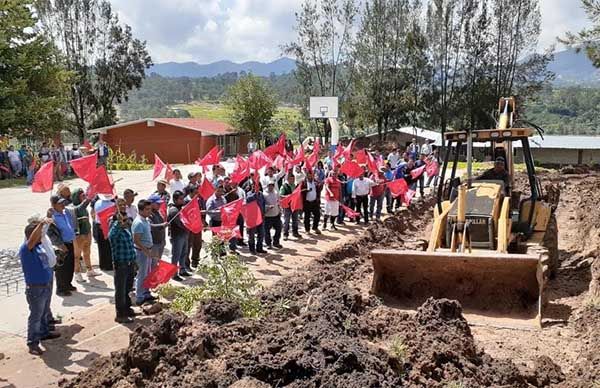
left=89, top=118, right=249, bottom=164
left=361, top=127, right=600, bottom=165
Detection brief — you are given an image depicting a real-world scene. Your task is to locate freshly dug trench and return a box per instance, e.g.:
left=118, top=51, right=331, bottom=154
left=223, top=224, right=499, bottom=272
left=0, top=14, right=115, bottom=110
left=60, top=199, right=567, bottom=388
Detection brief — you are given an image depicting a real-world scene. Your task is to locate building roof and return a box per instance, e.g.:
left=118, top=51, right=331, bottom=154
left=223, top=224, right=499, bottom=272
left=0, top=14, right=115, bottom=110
left=524, top=135, right=600, bottom=150
left=89, top=118, right=235, bottom=136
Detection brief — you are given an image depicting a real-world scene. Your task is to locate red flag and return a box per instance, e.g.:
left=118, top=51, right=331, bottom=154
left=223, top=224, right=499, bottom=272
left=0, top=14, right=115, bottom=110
left=143, top=260, right=179, bottom=289
left=403, top=189, right=416, bottom=206
left=32, top=161, right=54, bottom=193
left=164, top=163, right=174, bottom=182
left=252, top=173, right=261, bottom=191
left=70, top=153, right=97, bottom=182
left=366, top=151, right=379, bottom=176
left=387, top=179, right=409, bottom=198
left=199, top=178, right=215, bottom=201
left=342, top=139, right=356, bottom=159
left=376, top=155, right=385, bottom=169
left=231, top=155, right=251, bottom=184
left=410, top=165, right=426, bottom=179
left=273, top=154, right=285, bottom=170
left=153, top=154, right=165, bottom=180
left=83, top=139, right=92, bottom=150
left=426, top=160, right=440, bottom=177
left=159, top=201, right=167, bottom=220
left=98, top=204, right=116, bottom=238
left=196, top=145, right=222, bottom=166
left=355, top=149, right=368, bottom=165
left=280, top=184, right=303, bottom=211
left=180, top=195, right=203, bottom=233
left=288, top=146, right=305, bottom=167
left=220, top=198, right=243, bottom=228
left=340, top=204, right=361, bottom=219
left=340, top=160, right=364, bottom=179
left=210, top=225, right=241, bottom=241
left=306, top=138, right=320, bottom=168
left=90, top=166, right=114, bottom=195
left=248, top=150, right=273, bottom=171
left=241, top=201, right=263, bottom=228
left=264, top=134, right=286, bottom=159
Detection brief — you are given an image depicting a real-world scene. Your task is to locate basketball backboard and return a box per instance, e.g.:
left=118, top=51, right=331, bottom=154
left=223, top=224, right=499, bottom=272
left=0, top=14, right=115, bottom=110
left=309, top=97, right=338, bottom=119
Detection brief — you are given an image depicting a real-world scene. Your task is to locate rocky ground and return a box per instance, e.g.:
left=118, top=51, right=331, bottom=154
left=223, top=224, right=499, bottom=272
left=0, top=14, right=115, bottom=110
left=60, top=171, right=600, bottom=388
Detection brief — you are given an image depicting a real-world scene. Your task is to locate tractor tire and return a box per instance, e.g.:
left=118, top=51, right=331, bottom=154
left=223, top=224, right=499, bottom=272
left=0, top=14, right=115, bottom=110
left=543, top=214, right=559, bottom=279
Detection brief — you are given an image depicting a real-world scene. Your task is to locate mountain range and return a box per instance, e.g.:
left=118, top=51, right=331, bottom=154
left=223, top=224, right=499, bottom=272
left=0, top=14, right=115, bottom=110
left=149, top=49, right=599, bottom=85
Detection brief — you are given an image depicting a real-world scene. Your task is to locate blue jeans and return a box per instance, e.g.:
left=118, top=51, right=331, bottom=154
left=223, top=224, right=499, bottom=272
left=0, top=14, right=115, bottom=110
left=135, top=250, right=151, bottom=303
left=151, top=242, right=165, bottom=270
left=248, top=224, right=265, bottom=252
left=26, top=286, right=51, bottom=346
left=171, top=234, right=189, bottom=274
left=369, top=195, right=384, bottom=220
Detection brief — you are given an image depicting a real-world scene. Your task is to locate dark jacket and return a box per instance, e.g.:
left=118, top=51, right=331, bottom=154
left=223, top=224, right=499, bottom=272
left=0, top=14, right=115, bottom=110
left=245, top=191, right=266, bottom=216
left=168, top=203, right=188, bottom=238
left=149, top=210, right=166, bottom=244
left=70, top=188, right=91, bottom=235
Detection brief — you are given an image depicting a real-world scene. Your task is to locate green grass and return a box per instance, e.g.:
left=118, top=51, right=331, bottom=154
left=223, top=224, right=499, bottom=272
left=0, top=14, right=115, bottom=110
left=175, top=101, right=303, bottom=124
left=0, top=177, right=27, bottom=189
left=454, top=162, right=552, bottom=174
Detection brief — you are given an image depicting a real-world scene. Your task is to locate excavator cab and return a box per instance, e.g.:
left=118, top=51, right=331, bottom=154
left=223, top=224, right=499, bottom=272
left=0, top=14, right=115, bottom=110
left=371, top=98, right=559, bottom=328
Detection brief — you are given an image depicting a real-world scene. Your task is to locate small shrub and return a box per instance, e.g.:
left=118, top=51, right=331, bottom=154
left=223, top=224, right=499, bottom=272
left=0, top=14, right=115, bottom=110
left=107, top=147, right=151, bottom=171
left=389, top=336, right=408, bottom=362
left=170, top=286, right=205, bottom=314
left=156, top=283, right=179, bottom=300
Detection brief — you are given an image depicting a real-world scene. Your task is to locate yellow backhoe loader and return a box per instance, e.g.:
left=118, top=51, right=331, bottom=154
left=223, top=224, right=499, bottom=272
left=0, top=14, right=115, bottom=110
left=371, top=98, right=560, bottom=328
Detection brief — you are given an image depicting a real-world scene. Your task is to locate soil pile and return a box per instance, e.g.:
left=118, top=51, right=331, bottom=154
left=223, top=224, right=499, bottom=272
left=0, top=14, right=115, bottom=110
left=61, top=199, right=561, bottom=388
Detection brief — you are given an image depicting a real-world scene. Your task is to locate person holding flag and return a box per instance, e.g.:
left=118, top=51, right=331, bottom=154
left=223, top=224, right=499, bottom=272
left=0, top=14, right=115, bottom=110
left=244, top=181, right=266, bottom=255
left=184, top=184, right=203, bottom=269
left=148, top=194, right=166, bottom=270
left=263, top=182, right=282, bottom=250
left=92, top=194, right=116, bottom=271
left=323, top=171, right=341, bottom=231
left=369, top=168, right=387, bottom=222
left=131, top=200, right=158, bottom=306
left=280, top=173, right=301, bottom=241
left=168, top=191, right=192, bottom=281
left=352, top=171, right=374, bottom=225
left=301, top=171, right=322, bottom=235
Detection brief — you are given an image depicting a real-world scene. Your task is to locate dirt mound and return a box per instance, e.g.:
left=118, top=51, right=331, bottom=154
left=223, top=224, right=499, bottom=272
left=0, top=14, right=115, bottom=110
left=61, top=198, right=575, bottom=388
left=559, top=165, right=590, bottom=175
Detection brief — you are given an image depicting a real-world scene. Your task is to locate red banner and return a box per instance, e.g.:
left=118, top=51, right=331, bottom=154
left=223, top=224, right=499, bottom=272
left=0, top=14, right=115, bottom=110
left=387, top=179, right=409, bottom=198
left=143, top=260, right=179, bottom=289
left=210, top=225, right=241, bottom=241
left=264, top=134, right=286, bottom=159
left=340, top=204, right=361, bottom=219
left=426, top=161, right=440, bottom=177
left=69, top=153, right=97, bottom=183
left=196, top=145, right=222, bottom=166
left=97, top=204, right=116, bottom=238
left=32, top=161, right=54, bottom=193
left=220, top=198, right=243, bottom=228
left=403, top=189, right=416, bottom=206
left=90, top=166, right=114, bottom=195
left=340, top=160, right=364, bottom=179
left=152, top=154, right=165, bottom=180
left=410, top=165, right=426, bottom=179
left=159, top=201, right=167, bottom=220
left=248, top=150, right=273, bottom=171
left=198, top=178, right=215, bottom=201
left=231, top=155, right=251, bottom=184
left=241, top=201, right=263, bottom=228
left=280, top=184, right=303, bottom=211
left=164, top=163, right=174, bottom=182
left=342, top=139, right=356, bottom=159
left=288, top=146, right=305, bottom=167
left=180, top=196, right=203, bottom=233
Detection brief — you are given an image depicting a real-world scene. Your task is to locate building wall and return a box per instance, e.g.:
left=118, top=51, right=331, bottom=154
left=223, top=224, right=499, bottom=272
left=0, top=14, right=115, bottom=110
left=104, top=122, right=203, bottom=164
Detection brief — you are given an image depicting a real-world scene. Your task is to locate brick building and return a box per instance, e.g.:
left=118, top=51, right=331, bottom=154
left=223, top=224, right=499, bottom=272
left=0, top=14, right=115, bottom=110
left=89, top=118, right=249, bottom=164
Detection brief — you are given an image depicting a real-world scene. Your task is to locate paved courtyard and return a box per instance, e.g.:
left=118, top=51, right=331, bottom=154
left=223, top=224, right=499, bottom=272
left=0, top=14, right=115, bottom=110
left=0, top=164, right=368, bottom=387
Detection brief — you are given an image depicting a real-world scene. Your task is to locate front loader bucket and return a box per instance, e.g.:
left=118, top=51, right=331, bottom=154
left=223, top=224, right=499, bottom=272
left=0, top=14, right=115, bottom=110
left=371, top=250, right=544, bottom=327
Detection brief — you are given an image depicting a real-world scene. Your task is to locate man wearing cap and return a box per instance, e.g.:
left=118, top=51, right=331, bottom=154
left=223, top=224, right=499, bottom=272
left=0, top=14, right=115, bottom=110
left=124, top=189, right=138, bottom=220
left=70, top=188, right=99, bottom=283
left=477, top=156, right=510, bottom=193
left=280, top=173, right=301, bottom=240
left=154, top=180, right=171, bottom=204
left=187, top=171, right=201, bottom=186
left=108, top=207, right=136, bottom=323
left=131, top=199, right=157, bottom=305
left=47, top=195, right=76, bottom=296
left=148, top=194, right=166, bottom=269
left=19, top=217, right=61, bottom=355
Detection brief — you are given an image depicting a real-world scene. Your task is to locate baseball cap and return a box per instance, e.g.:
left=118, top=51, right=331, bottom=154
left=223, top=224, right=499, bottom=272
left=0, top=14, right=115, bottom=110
left=188, top=171, right=201, bottom=179
left=50, top=195, right=69, bottom=205
left=148, top=193, right=164, bottom=204
left=157, top=179, right=168, bottom=186
left=495, top=156, right=506, bottom=164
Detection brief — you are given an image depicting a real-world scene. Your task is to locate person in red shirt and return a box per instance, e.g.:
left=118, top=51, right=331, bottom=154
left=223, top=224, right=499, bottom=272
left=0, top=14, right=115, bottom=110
left=323, top=171, right=342, bottom=231
left=369, top=169, right=386, bottom=222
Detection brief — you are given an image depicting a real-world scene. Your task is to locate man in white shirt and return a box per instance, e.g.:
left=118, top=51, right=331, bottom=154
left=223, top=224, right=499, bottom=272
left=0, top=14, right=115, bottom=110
left=123, top=189, right=139, bottom=220
left=169, top=169, right=185, bottom=193
left=7, top=146, right=22, bottom=177
left=421, top=140, right=432, bottom=156
left=387, top=149, right=401, bottom=169
left=352, top=173, right=374, bottom=224
left=261, top=166, right=285, bottom=191
left=293, top=165, right=306, bottom=186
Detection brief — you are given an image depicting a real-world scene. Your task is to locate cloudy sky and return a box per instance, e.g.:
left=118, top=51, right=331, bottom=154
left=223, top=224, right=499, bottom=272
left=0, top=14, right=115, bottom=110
left=110, top=0, right=591, bottom=64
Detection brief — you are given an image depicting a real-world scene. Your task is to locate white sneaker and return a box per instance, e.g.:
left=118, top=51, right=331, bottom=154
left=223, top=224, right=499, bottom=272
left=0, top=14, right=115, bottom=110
left=75, top=273, right=86, bottom=283
left=87, top=270, right=101, bottom=277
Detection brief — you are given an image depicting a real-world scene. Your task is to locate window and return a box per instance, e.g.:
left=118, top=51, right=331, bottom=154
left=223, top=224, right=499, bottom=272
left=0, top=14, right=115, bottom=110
left=218, top=135, right=238, bottom=156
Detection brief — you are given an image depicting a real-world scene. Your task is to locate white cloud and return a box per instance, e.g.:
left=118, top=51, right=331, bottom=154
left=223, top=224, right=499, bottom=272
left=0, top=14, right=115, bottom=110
left=108, top=0, right=592, bottom=64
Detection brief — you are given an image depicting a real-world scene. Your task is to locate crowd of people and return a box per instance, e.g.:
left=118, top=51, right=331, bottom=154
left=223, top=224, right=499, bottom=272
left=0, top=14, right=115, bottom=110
left=17, top=136, right=440, bottom=356
left=0, top=140, right=110, bottom=183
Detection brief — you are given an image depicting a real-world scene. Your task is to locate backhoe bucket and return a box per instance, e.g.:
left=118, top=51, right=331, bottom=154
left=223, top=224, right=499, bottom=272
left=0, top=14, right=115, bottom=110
left=371, top=250, right=544, bottom=326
